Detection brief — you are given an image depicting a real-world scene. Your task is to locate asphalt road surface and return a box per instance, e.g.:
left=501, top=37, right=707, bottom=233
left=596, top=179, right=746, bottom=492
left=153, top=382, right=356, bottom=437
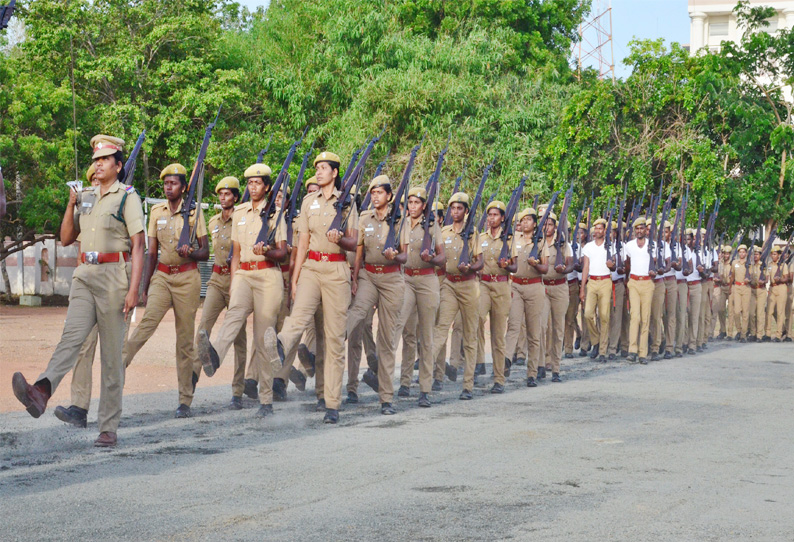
left=1, top=340, right=792, bottom=541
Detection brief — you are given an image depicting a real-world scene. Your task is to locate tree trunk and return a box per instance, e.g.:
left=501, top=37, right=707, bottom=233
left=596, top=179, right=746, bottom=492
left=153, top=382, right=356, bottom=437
left=1, top=256, right=11, bottom=296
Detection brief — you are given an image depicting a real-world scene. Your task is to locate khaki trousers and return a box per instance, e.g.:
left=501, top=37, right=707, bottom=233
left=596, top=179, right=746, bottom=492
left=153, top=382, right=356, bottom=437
left=663, top=278, right=678, bottom=354
left=276, top=307, right=326, bottom=399
left=697, top=280, right=713, bottom=345
left=505, top=283, right=526, bottom=360
left=211, top=267, right=281, bottom=403
left=686, top=282, right=702, bottom=350
left=753, top=287, right=767, bottom=340
left=397, top=273, right=440, bottom=393
left=476, top=280, right=510, bottom=384
left=608, top=280, right=626, bottom=355
left=767, top=284, right=788, bottom=339
left=70, top=325, right=99, bottom=410
left=579, top=297, right=590, bottom=351
left=713, top=285, right=730, bottom=336
left=347, top=302, right=376, bottom=394
left=584, top=278, right=611, bottom=356
left=431, top=278, right=480, bottom=390
left=544, top=283, right=568, bottom=373
left=506, top=282, right=546, bottom=378
left=674, top=281, right=688, bottom=353
left=732, top=284, right=751, bottom=337
left=278, top=264, right=350, bottom=410
left=649, top=280, right=666, bottom=354
left=41, top=263, right=129, bottom=433
left=563, top=280, right=580, bottom=355
left=627, top=278, right=654, bottom=358
left=124, top=269, right=200, bottom=407
left=347, top=269, right=404, bottom=403
left=196, top=272, right=247, bottom=397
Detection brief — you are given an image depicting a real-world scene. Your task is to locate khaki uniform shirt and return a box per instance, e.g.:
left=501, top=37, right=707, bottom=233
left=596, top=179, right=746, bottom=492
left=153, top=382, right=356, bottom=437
left=733, top=259, right=749, bottom=284
left=768, top=262, right=789, bottom=285
left=297, top=188, right=358, bottom=272
left=208, top=211, right=234, bottom=264
left=357, top=207, right=399, bottom=266
left=402, top=217, right=442, bottom=270
left=480, top=227, right=509, bottom=276
left=147, top=200, right=207, bottom=266
left=511, top=232, right=543, bottom=279
left=231, top=200, right=287, bottom=263
left=542, top=237, right=573, bottom=280
left=718, top=259, right=732, bottom=286
left=76, top=181, right=144, bottom=253
left=441, top=224, right=482, bottom=275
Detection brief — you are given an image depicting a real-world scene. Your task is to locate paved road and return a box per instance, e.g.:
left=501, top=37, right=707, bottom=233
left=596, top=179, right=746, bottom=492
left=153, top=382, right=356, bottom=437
left=1, top=340, right=793, bottom=541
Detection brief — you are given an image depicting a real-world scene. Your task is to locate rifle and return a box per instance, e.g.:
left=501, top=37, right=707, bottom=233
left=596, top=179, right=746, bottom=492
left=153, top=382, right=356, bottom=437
left=616, top=187, right=626, bottom=269
left=443, top=162, right=466, bottom=226
left=285, top=140, right=316, bottom=247
left=382, top=137, right=424, bottom=254
left=528, top=191, right=560, bottom=260
left=571, top=205, right=585, bottom=269
left=122, top=130, right=146, bottom=187
left=533, top=194, right=540, bottom=214
left=693, top=201, right=705, bottom=273
left=728, top=231, right=743, bottom=263
left=257, top=135, right=273, bottom=164
left=0, top=0, right=15, bottom=31
left=360, top=151, right=390, bottom=211
left=647, top=193, right=660, bottom=274
left=745, top=230, right=758, bottom=276
left=775, top=230, right=794, bottom=280
left=498, top=174, right=528, bottom=262
left=554, top=184, right=574, bottom=268
left=679, top=185, right=690, bottom=271
left=757, top=227, right=777, bottom=282
left=605, top=203, right=614, bottom=262
left=421, top=139, right=451, bottom=254
left=329, top=125, right=386, bottom=234
left=178, top=105, right=221, bottom=250
left=656, top=188, right=673, bottom=271
left=255, top=126, right=308, bottom=246
left=701, top=198, right=720, bottom=277
left=459, top=155, right=496, bottom=266
left=0, top=163, right=5, bottom=219
left=478, top=192, right=497, bottom=232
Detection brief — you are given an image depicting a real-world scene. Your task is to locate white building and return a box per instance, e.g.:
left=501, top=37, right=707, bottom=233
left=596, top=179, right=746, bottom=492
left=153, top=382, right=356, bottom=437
left=689, top=0, right=794, bottom=52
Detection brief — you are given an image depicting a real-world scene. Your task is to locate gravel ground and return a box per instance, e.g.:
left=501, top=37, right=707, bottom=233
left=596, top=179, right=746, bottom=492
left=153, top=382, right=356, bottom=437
left=1, top=339, right=793, bottom=541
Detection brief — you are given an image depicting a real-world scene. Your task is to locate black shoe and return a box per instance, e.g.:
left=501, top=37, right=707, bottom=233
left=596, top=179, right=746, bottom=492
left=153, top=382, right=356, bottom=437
left=459, top=389, right=473, bottom=400
left=574, top=338, right=581, bottom=350
left=381, top=402, right=396, bottom=415
left=564, top=352, right=573, bottom=359
left=784, top=337, right=793, bottom=343
left=675, top=351, right=683, bottom=358
left=733, top=333, right=741, bottom=341
left=551, top=373, right=562, bottom=383
left=620, top=349, right=629, bottom=358
left=397, top=385, right=410, bottom=398
left=686, top=348, right=696, bottom=355
left=537, top=366, right=547, bottom=380
left=748, top=336, right=757, bottom=343
left=651, top=353, right=660, bottom=361
left=175, top=404, right=191, bottom=418
left=315, top=398, right=326, bottom=412
left=514, top=357, right=526, bottom=366
left=418, top=392, right=431, bottom=408
left=490, top=383, right=505, bottom=394
left=717, top=332, right=726, bottom=340
left=639, top=358, right=648, bottom=365
left=297, top=343, right=316, bottom=377
left=663, top=351, right=673, bottom=360
left=608, top=354, right=616, bottom=361
left=367, top=353, right=379, bottom=373
left=272, top=378, right=287, bottom=402
left=526, top=377, right=537, bottom=388
left=256, top=404, right=274, bottom=417
left=228, top=396, right=243, bottom=410
left=761, top=335, right=770, bottom=342
left=243, top=378, right=259, bottom=400
left=696, top=346, right=703, bottom=352
left=344, top=391, right=359, bottom=404
left=589, top=344, right=600, bottom=359
left=598, top=355, right=607, bottom=363
left=627, top=353, right=638, bottom=363
left=445, top=363, right=458, bottom=382
left=414, top=359, right=419, bottom=371
left=773, top=337, right=781, bottom=343
left=362, top=369, right=379, bottom=393
left=264, top=327, right=285, bottom=368
left=323, top=408, right=339, bottom=424
left=196, top=330, right=220, bottom=377
left=739, top=338, right=747, bottom=343
left=289, top=367, right=307, bottom=391
left=579, top=348, right=589, bottom=357
left=504, top=357, right=512, bottom=377
left=431, top=379, right=442, bottom=392
left=475, top=363, right=486, bottom=376
left=54, top=405, right=88, bottom=428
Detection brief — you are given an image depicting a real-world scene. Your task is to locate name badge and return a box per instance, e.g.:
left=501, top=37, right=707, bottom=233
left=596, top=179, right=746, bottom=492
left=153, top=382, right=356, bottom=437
left=445, top=238, right=452, bottom=244
left=157, top=219, right=167, bottom=225
left=311, top=201, right=321, bottom=209
left=482, top=241, right=488, bottom=247
left=365, top=226, right=374, bottom=232
left=238, top=217, right=246, bottom=226
left=213, top=226, right=220, bottom=233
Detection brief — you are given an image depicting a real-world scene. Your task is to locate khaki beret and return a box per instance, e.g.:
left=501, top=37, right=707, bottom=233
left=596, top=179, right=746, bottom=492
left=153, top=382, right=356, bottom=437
left=215, top=176, right=240, bottom=193
left=244, top=163, right=272, bottom=179
left=516, top=208, right=533, bottom=223
left=685, top=228, right=694, bottom=235
left=448, top=192, right=470, bottom=207
left=90, top=134, right=125, bottom=159
left=432, top=201, right=444, bottom=212
left=578, top=222, right=588, bottom=230
left=753, top=246, right=762, bottom=253
left=86, top=163, right=96, bottom=183
left=486, top=200, right=506, bottom=213
left=771, top=245, right=782, bottom=253
left=313, top=151, right=341, bottom=167
left=611, top=221, right=618, bottom=230
left=305, top=175, right=318, bottom=187
left=737, top=244, right=747, bottom=251
left=368, top=174, right=391, bottom=193
left=593, top=218, right=607, bottom=227
left=664, top=221, right=672, bottom=229
left=408, top=186, right=427, bottom=201
left=722, top=245, right=732, bottom=253
left=160, top=163, right=187, bottom=180
left=547, top=212, right=558, bottom=222
left=632, top=217, right=647, bottom=228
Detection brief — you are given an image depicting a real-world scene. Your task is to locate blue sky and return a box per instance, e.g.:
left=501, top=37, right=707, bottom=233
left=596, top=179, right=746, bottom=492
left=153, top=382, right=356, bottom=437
left=238, top=0, right=691, bottom=79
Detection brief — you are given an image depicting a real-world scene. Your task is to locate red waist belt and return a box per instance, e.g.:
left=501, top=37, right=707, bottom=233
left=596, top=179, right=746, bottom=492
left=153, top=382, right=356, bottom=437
left=212, top=264, right=230, bottom=276
left=589, top=275, right=610, bottom=281
left=436, top=268, right=445, bottom=277
left=688, top=280, right=701, bottom=285
left=80, top=252, right=130, bottom=264
left=404, top=267, right=436, bottom=277
left=677, top=279, right=687, bottom=284
left=513, top=276, right=542, bottom=285
left=239, top=260, right=276, bottom=271
left=704, top=277, right=713, bottom=282
left=157, top=261, right=198, bottom=275
left=664, top=276, right=676, bottom=281
left=751, top=284, right=766, bottom=290
left=481, top=274, right=509, bottom=283
left=543, top=278, right=567, bottom=286
left=308, top=251, right=346, bottom=262
left=280, top=263, right=290, bottom=273
left=734, top=281, right=747, bottom=286
left=446, top=273, right=476, bottom=283
left=629, top=274, right=651, bottom=281
left=365, top=263, right=400, bottom=274
left=568, top=278, right=578, bottom=284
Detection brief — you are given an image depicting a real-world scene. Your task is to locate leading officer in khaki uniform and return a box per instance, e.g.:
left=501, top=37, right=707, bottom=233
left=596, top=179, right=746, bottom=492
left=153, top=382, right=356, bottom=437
left=263, top=151, right=358, bottom=424
left=431, top=192, right=483, bottom=400
left=13, top=134, right=145, bottom=448
left=713, top=245, right=733, bottom=338
left=623, top=217, right=655, bottom=364
left=195, top=176, right=247, bottom=410
left=730, top=244, right=752, bottom=341
left=476, top=200, right=512, bottom=393
left=123, top=163, right=209, bottom=419
left=197, top=163, right=287, bottom=416
left=766, top=246, right=790, bottom=341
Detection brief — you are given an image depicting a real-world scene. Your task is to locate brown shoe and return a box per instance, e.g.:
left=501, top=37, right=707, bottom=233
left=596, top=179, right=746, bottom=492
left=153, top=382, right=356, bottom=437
left=94, top=432, right=117, bottom=448
left=12, top=372, right=50, bottom=418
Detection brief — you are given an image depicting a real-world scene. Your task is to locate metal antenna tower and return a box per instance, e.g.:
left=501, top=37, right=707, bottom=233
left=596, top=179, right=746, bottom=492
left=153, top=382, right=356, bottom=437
left=577, top=0, right=615, bottom=82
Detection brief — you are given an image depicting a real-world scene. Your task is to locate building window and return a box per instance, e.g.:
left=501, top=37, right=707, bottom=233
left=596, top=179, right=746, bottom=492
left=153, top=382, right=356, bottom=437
left=709, top=22, right=729, bottom=36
